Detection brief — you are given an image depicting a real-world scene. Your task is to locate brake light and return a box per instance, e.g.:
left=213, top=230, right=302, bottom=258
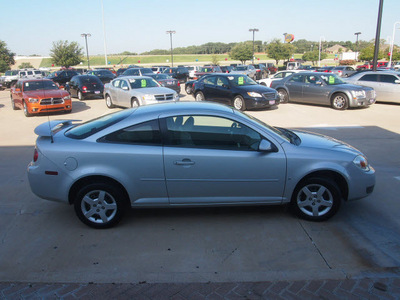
left=33, top=148, right=38, bottom=162
left=177, top=82, right=180, bottom=86
left=82, top=86, right=87, bottom=92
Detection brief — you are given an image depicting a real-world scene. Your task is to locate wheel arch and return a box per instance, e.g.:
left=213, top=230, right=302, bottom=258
left=292, top=170, right=349, bottom=201
left=68, top=175, right=130, bottom=205
left=329, top=90, right=351, bottom=102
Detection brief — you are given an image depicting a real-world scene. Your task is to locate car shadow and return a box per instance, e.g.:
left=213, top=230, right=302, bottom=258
left=70, top=100, right=91, bottom=113
left=0, top=104, right=4, bottom=108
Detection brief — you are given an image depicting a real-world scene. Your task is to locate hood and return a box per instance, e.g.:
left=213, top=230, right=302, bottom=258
left=24, top=89, right=68, bottom=98
left=235, top=84, right=276, bottom=93
left=292, top=129, right=362, bottom=155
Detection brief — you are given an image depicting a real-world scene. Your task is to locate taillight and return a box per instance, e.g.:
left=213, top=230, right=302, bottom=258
left=33, top=148, right=38, bottom=162
left=177, top=82, right=180, bottom=86
left=82, top=86, right=87, bottom=92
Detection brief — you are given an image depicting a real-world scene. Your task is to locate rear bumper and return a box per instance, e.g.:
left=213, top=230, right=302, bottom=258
left=244, top=96, right=280, bottom=109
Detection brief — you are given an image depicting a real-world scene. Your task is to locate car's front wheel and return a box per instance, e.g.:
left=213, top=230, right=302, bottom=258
left=78, top=91, right=85, bottom=101
left=291, top=177, right=341, bottom=221
left=277, top=89, right=289, bottom=103
left=23, top=101, right=31, bottom=117
left=10, top=96, right=18, bottom=110
left=74, top=182, right=128, bottom=229
left=105, top=94, right=115, bottom=108
left=331, top=93, right=348, bottom=110
left=185, top=85, right=192, bottom=94
left=131, top=98, right=139, bottom=108
left=232, top=95, right=246, bottom=111
left=195, top=92, right=205, bottom=101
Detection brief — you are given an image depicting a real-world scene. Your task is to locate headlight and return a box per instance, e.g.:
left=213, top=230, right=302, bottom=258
left=247, top=92, right=262, bottom=98
left=353, top=155, right=370, bottom=172
left=173, top=93, right=179, bottom=101
left=142, top=94, right=155, bottom=101
left=28, top=98, right=39, bottom=103
left=63, top=95, right=71, bottom=101
left=351, top=90, right=366, bottom=98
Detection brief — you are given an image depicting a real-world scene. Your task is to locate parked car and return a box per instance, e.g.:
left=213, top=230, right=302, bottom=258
left=298, top=65, right=316, bottom=71
left=220, top=66, right=234, bottom=73
left=103, top=76, right=179, bottom=108
left=121, top=68, right=154, bottom=77
left=86, top=69, right=116, bottom=84
left=95, top=67, right=116, bottom=75
left=331, top=66, right=356, bottom=77
left=186, top=65, right=201, bottom=78
left=344, top=71, right=400, bottom=103
left=27, top=101, right=375, bottom=228
left=151, top=66, right=168, bottom=74
left=286, top=61, right=302, bottom=70
left=146, top=73, right=181, bottom=94
left=316, top=66, right=335, bottom=73
left=252, top=63, right=269, bottom=79
left=3, top=70, right=20, bottom=88
left=270, top=72, right=376, bottom=110
left=163, top=67, right=190, bottom=83
left=356, top=61, right=388, bottom=71
left=18, top=69, right=43, bottom=79
left=116, top=68, right=127, bottom=77
left=0, top=75, right=4, bottom=90
left=258, top=70, right=304, bottom=87
left=10, top=78, right=72, bottom=116
left=392, top=62, right=400, bottom=70
left=46, top=70, right=79, bottom=88
left=66, top=75, right=104, bottom=100
left=193, top=66, right=222, bottom=79
left=192, top=73, right=279, bottom=111
left=231, top=65, right=257, bottom=80
left=265, top=63, right=278, bottom=74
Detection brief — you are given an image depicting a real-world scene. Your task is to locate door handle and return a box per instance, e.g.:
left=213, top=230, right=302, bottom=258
left=174, top=159, right=195, bottom=166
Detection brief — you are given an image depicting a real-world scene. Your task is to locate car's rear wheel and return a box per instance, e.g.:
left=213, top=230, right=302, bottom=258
left=105, top=94, right=115, bottom=108
left=195, top=92, right=205, bottom=101
left=331, top=93, right=348, bottom=110
left=10, top=96, right=18, bottom=110
left=23, top=101, right=31, bottom=117
left=74, top=182, right=128, bottom=229
left=291, top=177, right=341, bottom=221
left=131, top=98, right=139, bottom=108
left=185, top=85, right=192, bottom=94
left=277, top=89, right=289, bottom=103
left=232, top=95, right=246, bottom=111
left=78, top=91, right=85, bottom=101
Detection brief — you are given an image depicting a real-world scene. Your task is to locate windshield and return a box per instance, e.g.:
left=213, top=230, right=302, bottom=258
left=65, top=109, right=132, bottom=139
left=155, top=74, right=171, bottom=80
left=128, top=78, right=160, bottom=89
left=234, top=66, right=248, bottom=71
left=227, top=75, right=257, bottom=86
left=199, top=67, right=212, bottom=72
left=320, top=74, right=345, bottom=85
left=23, top=80, right=59, bottom=91
left=141, top=68, right=154, bottom=74
left=5, top=70, right=19, bottom=76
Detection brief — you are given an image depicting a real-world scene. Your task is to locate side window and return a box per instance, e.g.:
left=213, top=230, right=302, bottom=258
left=274, top=73, right=284, bottom=79
left=379, top=75, right=397, bottom=84
left=120, top=80, right=129, bottom=89
left=99, top=120, right=161, bottom=145
left=359, top=74, right=378, bottom=82
left=203, top=76, right=216, bottom=85
left=165, top=115, right=262, bottom=151
left=112, top=80, right=121, bottom=88
left=289, top=74, right=304, bottom=83
left=305, top=75, right=318, bottom=84
left=216, top=76, right=229, bottom=87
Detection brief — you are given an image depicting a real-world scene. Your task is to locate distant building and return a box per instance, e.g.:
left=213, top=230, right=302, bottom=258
left=326, top=45, right=348, bottom=54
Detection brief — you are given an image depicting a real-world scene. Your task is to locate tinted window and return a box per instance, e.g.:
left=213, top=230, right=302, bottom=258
left=289, top=74, right=304, bottom=83
left=359, top=74, right=378, bottom=82
left=165, top=115, right=262, bottom=151
left=23, top=80, right=58, bottom=91
left=100, top=120, right=161, bottom=145
left=379, top=74, right=398, bottom=83
left=203, top=76, right=216, bottom=85
left=320, top=74, right=345, bottom=85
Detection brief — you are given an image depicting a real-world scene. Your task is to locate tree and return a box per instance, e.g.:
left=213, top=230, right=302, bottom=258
left=229, top=43, right=253, bottom=64
left=50, top=40, right=83, bottom=68
left=302, top=51, right=327, bottom=65
left=0, top=40, right=15, bottom=72
left=266, top=39, right=295, bottom=65
left=358, top=43, right=384, bottom=61
left=18, top=62, right=34, bottom=69
left=210, top=55, right=220, bottom=65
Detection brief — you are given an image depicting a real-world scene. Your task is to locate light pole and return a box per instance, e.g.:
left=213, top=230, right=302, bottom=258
left=389, top=21, right=400, bottom=68
left=81, top=33, right=91, bottom=69
left=101, top=0, right=108, bottom=66
left=249, top=28, right=259, bottom=64
left=318, top=36, right=325, bottom=67
left=354, top=32, right=361, bottom=61
left=166, top=30, right=176, bottom=67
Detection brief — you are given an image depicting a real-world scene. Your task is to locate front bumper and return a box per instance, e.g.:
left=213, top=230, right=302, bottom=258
left=244, top=96, right=280, bottom=109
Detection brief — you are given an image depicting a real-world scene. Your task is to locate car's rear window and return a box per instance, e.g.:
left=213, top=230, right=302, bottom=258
left=65, top=109, right=132, bottom=139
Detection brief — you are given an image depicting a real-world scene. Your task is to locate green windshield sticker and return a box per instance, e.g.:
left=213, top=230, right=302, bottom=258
left=238, top=77, right=244, bottom=85
left=329, top=76, right=335, bottom=84
left=141, top=79, right=147, bottom=87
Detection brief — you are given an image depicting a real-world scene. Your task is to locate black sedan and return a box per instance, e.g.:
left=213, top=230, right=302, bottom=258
left=66, top=75, right=104, bottom=100
left=146, top=73, right=181, bottom=94
left=86, top=69, right=116, bottom=84
left=163, top=67, right=189, bottom=83
left=192, top=74, right=280, bottom=111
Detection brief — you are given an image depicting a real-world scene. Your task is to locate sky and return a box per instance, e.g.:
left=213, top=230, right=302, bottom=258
left=1, top=0, right=400, bottom=57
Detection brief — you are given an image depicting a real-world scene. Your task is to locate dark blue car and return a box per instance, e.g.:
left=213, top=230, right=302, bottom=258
left=192, top=73, right=279, bottom=111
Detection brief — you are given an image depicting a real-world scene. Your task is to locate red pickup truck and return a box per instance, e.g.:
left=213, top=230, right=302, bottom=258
left=356, top=61, right=388, bottom=70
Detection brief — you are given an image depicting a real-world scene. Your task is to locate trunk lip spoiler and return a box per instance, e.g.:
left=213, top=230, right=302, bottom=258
left=34, top=120, right=81, bottom=137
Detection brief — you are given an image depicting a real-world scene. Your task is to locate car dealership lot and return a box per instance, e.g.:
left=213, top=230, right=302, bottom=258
left=0, top=89, right=399, bottom=284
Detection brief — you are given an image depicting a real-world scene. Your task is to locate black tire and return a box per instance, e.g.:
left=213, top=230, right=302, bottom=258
left=195, top=92, right=205, bottom=101
left=131, top=98, right=139, bottom=108
left=23, top=101, right=31, bottom=117
left=331, top=93, right=348, bottom=110
left=185, top=85, right=192, bottom=94
left=78, top=90, right=85, bottom=101
left=260, top=82, right=267, bottom=86
left=11, top=96, right=18, bottom=110
left=232, top=95, right=246, bottom=111
left=291, top=177, right=341, bottom=222
left=277, top=89, right=289, bottom=103
left=105, top=94, right=115, bottom=108
left=74, top=182, right=128, bottom=229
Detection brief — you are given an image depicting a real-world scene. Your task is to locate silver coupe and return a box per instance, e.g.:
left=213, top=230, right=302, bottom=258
left=104, top=75, right=179, bottom=108
left=27, top=102, right=375, bottom=228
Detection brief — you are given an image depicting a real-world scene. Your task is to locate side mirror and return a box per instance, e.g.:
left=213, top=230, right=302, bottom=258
left=316, top=81, right=323, bottom=85
left=258, top=139, right=277, bottom=152
left=395, top=80, right=400, bottom=84
left=15, top=88, right=21, bottom=92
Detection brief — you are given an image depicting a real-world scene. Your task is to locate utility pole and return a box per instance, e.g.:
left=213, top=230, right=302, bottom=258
left=81, top=33, right=91, bottom=69
left=249, top=28, right=259, bottom=65
left=166, top=30, right=176, bottom=67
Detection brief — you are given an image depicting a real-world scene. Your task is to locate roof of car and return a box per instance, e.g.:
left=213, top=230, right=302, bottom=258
left=18, top=78, right=53, bottom=83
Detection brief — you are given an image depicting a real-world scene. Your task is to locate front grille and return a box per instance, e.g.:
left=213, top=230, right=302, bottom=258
left=155, top=94, right=174, bottom=101
left=365, top=90, right=375, bottom=99
left=262, top=92, right=277, bottom=100
left=40, top=98, right=64, bottom=105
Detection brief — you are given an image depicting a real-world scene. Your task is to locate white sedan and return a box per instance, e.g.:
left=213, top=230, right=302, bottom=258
left=104, top=76, right=179, bottom=108
left=258, top=70, right=304, bottom=87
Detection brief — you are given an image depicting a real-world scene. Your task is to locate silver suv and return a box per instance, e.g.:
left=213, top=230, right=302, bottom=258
left=18, top=69, right=43, bottom=80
